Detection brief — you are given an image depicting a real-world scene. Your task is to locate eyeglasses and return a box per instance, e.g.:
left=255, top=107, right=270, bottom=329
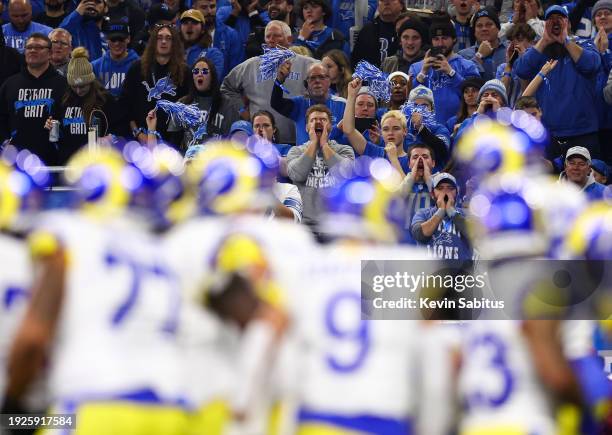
left=51, top=39, right=70, bottom=47
left=25, top=44, right=51, bottom=51
left=192, top=67, right=209, bottom=75
left=307, top=74, right=329, bottom=82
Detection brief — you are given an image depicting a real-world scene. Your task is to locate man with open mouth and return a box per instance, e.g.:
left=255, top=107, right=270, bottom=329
left=514, top=4, right=602, bottom=162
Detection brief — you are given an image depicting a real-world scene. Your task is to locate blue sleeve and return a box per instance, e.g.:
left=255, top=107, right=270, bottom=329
left=216, top=5, right=231, bottom=23
left=363, top=141, right=385, bottom=158
left=206, top=47, right=225, bottom=80
left=496, top=63, right=506, bottom=79
left=409, top=63, right=421, bottom=87
left=574, top=43, right=602, bottom=75
left=91, top=58, right=101, bottom=77
left=411, top=208, right=431, bottom=227
left=289, top=96, right=307, bottom=122
left=227, top=28, right=243, bottom=70
left=514, top=46, right=547, bottom=80
left=60, top=10, right=83, bottom=33
left=455, top=115, right=476, bottom=142
left=367, top=0, right=377, bottom=21
left=457, top=57, right=481, bottom=80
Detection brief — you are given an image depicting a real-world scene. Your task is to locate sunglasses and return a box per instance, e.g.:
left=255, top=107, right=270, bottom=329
left=192, top=67, right=209, bottom=75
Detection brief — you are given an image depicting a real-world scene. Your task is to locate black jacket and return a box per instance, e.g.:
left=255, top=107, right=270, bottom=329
left=0, top=65, right=67, bottom=165
left=350, top=17, right=398, bottom=68
left=54, top=90, right=127, bottom=165
left=120, top=60, right=190, bottom=145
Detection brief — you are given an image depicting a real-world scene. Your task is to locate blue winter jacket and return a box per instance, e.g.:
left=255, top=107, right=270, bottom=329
left=92, top=49, right=139, bottom=97
left=459, top=41, right=508, bottom=81
left=60, top=11, right=104, bottom=60
left=514, top=40, right=601, bottom=137
left=409, top=54, right=480, bottom=125
left=594, top=33, right=612, bottom=130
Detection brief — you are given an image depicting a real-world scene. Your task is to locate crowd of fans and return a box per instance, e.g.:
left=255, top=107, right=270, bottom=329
left=0, top=0, right=610, bottom=256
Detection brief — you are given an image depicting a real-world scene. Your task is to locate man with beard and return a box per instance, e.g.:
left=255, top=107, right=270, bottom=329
left=48, top=28, right=71, bottom=76
left=60, top=0, right=108, bottom=60
left=381, top=18, right=430, bottom=74
left=195, top=0, right=242, bottom=74
left=459, top=7, right=508, bottom=81
left=179, top=9, right=224, bottom=76
left=272, top=62, right=347, bottom=146
left=0, top=33, right=66, bottom=165
left=105, top=0, right=144, bottom=42
left=409, top=18, right=480, bottom=124
left=244, top=0, right=296, bottom=58
left=351, top=0, right=405, bottom=67
left=514, top=5, right=601, bottom=160
left=34, top=0, right=67, bottom=28
left=3, top=0, right=52, bottom=54
left=450, top=0, right=477, bottom=50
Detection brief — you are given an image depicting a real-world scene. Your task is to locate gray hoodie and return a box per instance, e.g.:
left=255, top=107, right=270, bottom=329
left=287, top=140, right=355, bottom=227
left=220, top=54, right=316, bottom=145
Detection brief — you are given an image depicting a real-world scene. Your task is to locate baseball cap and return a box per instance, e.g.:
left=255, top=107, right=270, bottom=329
left=147, top=3, right=175, bottom=25
left=432, top=172, right=457, bottom=188
left=544, top=5, right=569, bottom=19
left=104, top=20, right=130, bottom=39
left=591, top=159, right=609, bottom=178
left=180, top=9, right=205, bottom=23
left=229, top=121, right=254, bottom=136
left=565, top=146, right=591, bottom=163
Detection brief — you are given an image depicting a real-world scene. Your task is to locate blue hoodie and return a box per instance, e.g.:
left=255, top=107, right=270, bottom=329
left=2, top=21, right=52, bottom=54
left=514, top=40, right=601, bottom=137
left=185, top=45, right=225, bottom=79
left=60, top=10, right=104, bottom=60
left=214, top=19, right=243, bottom=74
left=92, top=49, right=139, bottom=97
left=409, top=54, right=480, bottom=125
left=217, top=5, right=250, bottom=53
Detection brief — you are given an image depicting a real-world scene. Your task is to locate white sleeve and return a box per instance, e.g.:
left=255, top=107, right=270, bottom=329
left=273, top=183, right=303, bottom=223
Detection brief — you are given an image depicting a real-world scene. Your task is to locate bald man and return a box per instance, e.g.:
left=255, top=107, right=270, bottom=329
left=2, top=0, right=52, bottom=53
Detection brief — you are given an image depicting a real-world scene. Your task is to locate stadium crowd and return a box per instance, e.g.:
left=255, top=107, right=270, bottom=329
left=0, top=0, right=611, bottom=432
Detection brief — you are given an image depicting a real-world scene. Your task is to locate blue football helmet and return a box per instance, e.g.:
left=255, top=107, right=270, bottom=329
left=455, top=115, right=548, bottom=182
left=319, top=157, right=405, bottom=243
left=184, top=139, right=279, bottom=216
left=0, top=147, right=50, bottom=230
left=469, top=174, right=586, bottom=260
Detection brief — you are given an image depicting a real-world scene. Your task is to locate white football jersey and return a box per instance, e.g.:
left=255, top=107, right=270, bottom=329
left=35, top=211, right=185, bottom=404
left=163, top=215, right=315, bottom=409
left=0, top=233, right=32, bottom=402
left=458, top=320, right=557, bottom=435
left=286, top=243, right=431, bottom=424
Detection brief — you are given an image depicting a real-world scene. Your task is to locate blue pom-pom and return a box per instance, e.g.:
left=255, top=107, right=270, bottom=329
left=400, top=101, right=437, bottom=133
left=155, top=99, right=208, bottom=146
left=353, top=60, right=390, bottom=102
left=259, top=46, right=296, bottom=81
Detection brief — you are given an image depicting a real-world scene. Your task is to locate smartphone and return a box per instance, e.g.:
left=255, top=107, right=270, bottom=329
left=354, top=117, right=377, bottom=133
left=509, top=49, right=519, bottom=66
left=430, top=47, right=444, bottom=58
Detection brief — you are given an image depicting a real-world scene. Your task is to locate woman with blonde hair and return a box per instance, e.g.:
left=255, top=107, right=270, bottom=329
left=322, top=49, right=351, bottom=98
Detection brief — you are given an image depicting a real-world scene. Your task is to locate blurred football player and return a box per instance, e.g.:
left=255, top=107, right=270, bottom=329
left=459, top=172, right=611, bottom=435
left=279, top=157, right=443, bottom=435
left=0, top=149, right=50, bottom=417
left=164, top=140, right=315, bottom=433
left=4, top=146, right=191, bottom=435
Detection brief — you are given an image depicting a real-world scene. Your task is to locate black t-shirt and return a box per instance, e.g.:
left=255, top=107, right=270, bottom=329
left=34, top=12, right=68, bottom=29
